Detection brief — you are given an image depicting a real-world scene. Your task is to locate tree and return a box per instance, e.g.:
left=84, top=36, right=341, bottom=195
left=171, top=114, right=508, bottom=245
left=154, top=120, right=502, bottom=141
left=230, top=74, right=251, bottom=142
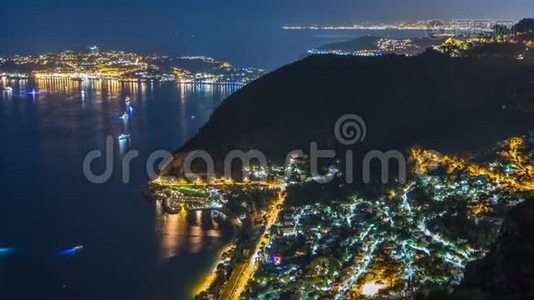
left=513, top=18, right=534, bottom=34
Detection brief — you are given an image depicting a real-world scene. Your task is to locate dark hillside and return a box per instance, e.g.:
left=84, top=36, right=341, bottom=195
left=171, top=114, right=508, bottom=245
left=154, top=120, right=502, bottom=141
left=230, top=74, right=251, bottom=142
left=163, top=52, right=534, bottom=177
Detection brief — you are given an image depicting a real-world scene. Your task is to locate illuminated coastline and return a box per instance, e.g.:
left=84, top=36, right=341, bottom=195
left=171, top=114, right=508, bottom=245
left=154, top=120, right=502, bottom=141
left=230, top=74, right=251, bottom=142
left=282, top=19, right=505, bottom=32
left=0, top=48, right=265, bottom=85
left=160, top=135, right=533, bottom=299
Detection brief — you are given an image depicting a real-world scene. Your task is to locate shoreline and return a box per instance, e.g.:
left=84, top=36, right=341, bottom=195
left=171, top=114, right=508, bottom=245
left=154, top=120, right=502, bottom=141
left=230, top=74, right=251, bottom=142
left=192, top=214, right=240, bottom=298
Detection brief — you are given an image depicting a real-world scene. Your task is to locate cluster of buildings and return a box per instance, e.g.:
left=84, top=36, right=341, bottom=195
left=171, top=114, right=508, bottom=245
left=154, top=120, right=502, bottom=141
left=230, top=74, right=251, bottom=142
left=0, top=47, right=264, bottom=84
left=153, top=133, right=532, bottom=299
left=435, top=33, right=534, bottom=59
left=306, top=19, right=534, bottom=60
left=376, top=38, right=420, bottom=54
left=282, top=20, right=501, bottom=32
left=307, top=37, right=436, bottom=58
left=242, top=136, right=533, bottom=299
left=307, top=48, right=383, bottom=57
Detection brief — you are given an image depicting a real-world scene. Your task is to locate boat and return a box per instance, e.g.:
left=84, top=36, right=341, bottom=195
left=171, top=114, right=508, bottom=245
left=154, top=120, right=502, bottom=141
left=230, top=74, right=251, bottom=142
left=118, top=134, right=131, bottom=141
left=0, top=247, right=15, bottom=256
left=124, top=96, right=131, bottom=105
left=73, top=245, right=84, bottom=251
left=163, top=198, right=182, bottom=214
left=120, top=112, right=129, bottom=121
left=2, top=87, right=12, bottom=92
left=59, top=245, right=84, bottom=256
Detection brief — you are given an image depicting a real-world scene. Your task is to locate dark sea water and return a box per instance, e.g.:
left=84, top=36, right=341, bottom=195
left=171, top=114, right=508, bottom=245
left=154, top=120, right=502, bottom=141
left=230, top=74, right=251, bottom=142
left=206, top=28, right=429, bottom=68
left=0, top=79, right=237, bottom=300
left=162, top=28, right=428, bottom=69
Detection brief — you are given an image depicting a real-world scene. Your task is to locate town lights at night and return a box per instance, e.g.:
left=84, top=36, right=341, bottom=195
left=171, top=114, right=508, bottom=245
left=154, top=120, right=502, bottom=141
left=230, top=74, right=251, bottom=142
left=2, top=0, right=533, bottom=299
left=361, top=281, right=386, bottom=297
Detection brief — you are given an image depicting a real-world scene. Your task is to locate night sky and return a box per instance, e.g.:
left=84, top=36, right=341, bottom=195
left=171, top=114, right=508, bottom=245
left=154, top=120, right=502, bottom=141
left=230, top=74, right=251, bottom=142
left=1, top=0, right=532, bottom=66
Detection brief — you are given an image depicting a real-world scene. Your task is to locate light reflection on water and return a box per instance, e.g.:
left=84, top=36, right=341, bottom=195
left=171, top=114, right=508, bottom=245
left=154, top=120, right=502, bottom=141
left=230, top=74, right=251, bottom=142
left=159, top=212, right=186, bottom=260
left=157, top=207, right=225, bottom=261
left=0, top=78, right=237, bottom=300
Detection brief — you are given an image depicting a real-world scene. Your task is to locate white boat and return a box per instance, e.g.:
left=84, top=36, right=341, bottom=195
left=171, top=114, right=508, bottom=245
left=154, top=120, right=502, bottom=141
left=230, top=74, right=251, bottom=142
left=73, top=245, right=84, bottom=251
left=59, top=244, right=84, bottom=255
left=3, top=87, right=12, bottom=92
left=118, top=134, right=131, bottom=141
left=124, top=96, right=131, bottom=105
